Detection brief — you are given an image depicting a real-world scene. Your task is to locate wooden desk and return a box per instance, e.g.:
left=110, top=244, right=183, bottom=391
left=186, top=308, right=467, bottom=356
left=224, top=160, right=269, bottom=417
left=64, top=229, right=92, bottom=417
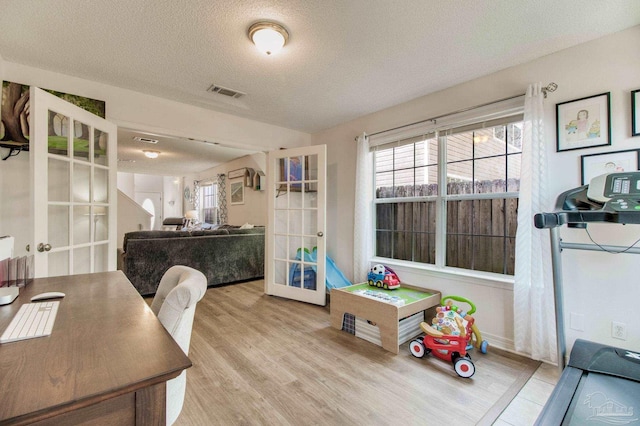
left=330, top=283, right=440, bottom=354
left=0, top=271, right=191, bottom=425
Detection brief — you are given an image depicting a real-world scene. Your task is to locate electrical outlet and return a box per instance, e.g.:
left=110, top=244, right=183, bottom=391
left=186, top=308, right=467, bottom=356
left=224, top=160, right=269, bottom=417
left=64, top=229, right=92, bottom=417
left=612, top=321, right=627, bottom=340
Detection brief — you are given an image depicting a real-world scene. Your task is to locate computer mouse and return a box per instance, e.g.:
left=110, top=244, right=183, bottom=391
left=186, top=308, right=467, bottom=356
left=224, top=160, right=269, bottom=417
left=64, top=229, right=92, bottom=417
left=30, top=292, right=65, bottom=301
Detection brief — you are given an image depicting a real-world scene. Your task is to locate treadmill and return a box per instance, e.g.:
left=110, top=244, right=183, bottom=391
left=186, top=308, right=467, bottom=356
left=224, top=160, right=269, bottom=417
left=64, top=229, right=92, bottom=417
left=534, top=172, right=640, bottom=425
left=535, top=339, right=640, bottom=425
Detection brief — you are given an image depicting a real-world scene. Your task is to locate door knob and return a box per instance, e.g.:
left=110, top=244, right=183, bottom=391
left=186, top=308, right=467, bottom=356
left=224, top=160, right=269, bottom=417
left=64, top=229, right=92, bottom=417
left=317, top=232, right=324, bottom=237
left=37, top=243, right=52, bottom=252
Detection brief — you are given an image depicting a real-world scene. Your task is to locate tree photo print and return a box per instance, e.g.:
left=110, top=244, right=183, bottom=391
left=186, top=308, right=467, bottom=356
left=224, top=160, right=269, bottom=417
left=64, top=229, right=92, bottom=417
left=1, top=81, right=106, bottom=149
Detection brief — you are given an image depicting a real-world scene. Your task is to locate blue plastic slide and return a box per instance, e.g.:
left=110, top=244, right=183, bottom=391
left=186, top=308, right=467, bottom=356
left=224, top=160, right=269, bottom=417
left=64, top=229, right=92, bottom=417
left=308, top=247, right=352, bottom=291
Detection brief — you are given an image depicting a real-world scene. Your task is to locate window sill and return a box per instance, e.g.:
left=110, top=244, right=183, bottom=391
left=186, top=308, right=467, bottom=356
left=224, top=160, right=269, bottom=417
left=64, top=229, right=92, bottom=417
left=370, top=257, right=514, bottom=290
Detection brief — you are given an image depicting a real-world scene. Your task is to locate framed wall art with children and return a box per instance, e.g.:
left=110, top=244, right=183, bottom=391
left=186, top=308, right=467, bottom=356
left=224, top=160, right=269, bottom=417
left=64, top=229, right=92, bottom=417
left=556, top=92, right=610, bottom=152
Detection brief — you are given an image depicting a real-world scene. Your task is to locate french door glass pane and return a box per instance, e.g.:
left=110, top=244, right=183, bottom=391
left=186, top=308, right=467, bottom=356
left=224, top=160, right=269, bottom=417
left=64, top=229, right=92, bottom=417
left=289, top=156, right=303, bottom=185
left=274, top=260, right=287, bottom=286
left=48, top=158, right=70, bottom=202
left=94, top=207, right=108, bottom=242
left=275, top=235, right=287, bottom=259
left=73, top=121, right=91, bottom=161
left=48, top=250, right=69, bottom=277
left=303, top=209, right=317, bottom=235
left=94, top=244, right=108, bottom=272
left=304, top=154, right=318, bottom=180
left=275, top=210, right=287, bottom=234
left=288, top=236, right=302, bottom=260
left=48, top=205, right=69, bottom=247
left=73, top=206, right=91, bottom=245
left=73, top=163, right=91, bottom=202
left=303, top=236, right=317, bottom=255
left=94, top=167, right=108, bottom=202
left=94, top=129, right=108, bottom=166
left=48, top=110, right=69, bottom=156
left=73, top=247, right=91, bottom=274
left=303, top=183, right=318, bottom=208
left=290, top=187, right=302, bottom=208
left=289, top=210, right=302, bottom=235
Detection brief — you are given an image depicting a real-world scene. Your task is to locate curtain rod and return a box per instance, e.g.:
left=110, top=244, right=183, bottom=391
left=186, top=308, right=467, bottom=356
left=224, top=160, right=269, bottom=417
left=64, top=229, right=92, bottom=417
left=363, top=82, right=558, bottom=139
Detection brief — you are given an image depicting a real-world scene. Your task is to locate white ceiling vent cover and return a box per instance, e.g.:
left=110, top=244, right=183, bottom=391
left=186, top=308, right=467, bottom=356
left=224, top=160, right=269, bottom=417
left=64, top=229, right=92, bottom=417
left=207, top=84, right=246, bottom=99
left=133, top=136, right=158, bottom=144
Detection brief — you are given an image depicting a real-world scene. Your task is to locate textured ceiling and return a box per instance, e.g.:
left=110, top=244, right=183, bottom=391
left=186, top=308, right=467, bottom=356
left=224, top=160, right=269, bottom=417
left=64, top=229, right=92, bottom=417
left=1, top=0, right=639, bottom=174
left=116, top=128, right=258, bottom=175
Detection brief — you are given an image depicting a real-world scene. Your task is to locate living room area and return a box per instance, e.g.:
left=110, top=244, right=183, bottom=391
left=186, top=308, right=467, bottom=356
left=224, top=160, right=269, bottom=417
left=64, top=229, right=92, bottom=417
left=1, top=2, right=640, bottom=425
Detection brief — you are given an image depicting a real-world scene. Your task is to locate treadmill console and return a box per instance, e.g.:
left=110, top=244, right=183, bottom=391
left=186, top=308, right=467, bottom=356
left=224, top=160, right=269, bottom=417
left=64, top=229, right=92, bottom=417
left=535, top=171, right=640, bottom=228
left=587, top=172, right=640, bottom=206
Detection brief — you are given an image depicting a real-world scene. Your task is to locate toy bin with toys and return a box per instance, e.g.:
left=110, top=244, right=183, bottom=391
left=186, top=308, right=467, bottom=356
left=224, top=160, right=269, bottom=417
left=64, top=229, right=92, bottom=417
left=409, top=296, right=487, bottom=378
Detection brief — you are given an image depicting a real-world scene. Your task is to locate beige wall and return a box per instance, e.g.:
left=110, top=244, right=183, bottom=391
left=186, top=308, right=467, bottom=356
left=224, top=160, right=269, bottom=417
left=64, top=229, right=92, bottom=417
left=312, top=26, right=640, bottom=354
left=0, top=59, right=309, bottom=256
left=184, top=152, right=268, bottom=226
left=1, top=62, right=311, bottom=152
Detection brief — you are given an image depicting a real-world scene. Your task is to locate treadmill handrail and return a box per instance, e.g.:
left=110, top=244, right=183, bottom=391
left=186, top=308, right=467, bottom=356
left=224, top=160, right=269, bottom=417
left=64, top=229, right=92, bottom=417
left=534, top=185, right=640, bottom=229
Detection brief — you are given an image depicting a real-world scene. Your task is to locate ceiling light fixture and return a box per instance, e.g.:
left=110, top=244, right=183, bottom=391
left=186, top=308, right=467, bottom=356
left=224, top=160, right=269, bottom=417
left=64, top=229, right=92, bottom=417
left=143, top=150, right=160, bottom=159
left=248, top=21, right=289, bottom=55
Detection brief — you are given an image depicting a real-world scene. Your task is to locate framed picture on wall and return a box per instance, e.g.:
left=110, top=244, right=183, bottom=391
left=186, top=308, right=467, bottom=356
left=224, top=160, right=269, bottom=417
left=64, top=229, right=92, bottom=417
left=556, top=92, right=611, bottom=152
left=632, top=89, right=640, bottom=137
left=580, top=148, right=640, bottom=185
left=230, top=181, right=244, bottom=205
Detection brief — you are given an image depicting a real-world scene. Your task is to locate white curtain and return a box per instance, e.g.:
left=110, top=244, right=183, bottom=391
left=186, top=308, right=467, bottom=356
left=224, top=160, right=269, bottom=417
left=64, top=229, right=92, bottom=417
left=193, top=180, right=201, bottom=212
left=217, top=174, right=227, bottom=224
left=353, top=133, right=373, bottom=283
left=514, top=83, right=556, bottom=363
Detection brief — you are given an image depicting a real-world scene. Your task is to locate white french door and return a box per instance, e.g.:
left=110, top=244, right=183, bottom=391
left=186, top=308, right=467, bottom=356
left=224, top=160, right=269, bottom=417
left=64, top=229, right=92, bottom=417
left=30, top=87, right=117, bottom=277
left=265, top=145, right=327, bottom=306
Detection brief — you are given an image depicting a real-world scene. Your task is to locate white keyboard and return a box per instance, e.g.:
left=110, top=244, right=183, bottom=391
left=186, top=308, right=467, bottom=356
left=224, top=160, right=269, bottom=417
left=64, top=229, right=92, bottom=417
left=0, top=301, right=59, bottom=343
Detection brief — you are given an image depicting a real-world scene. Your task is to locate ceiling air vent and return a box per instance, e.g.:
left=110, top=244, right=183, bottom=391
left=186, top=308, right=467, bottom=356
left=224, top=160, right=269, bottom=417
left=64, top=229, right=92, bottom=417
left=133, top=136, right=158, bottom=144
left=207, top=84, right=246, bottom=99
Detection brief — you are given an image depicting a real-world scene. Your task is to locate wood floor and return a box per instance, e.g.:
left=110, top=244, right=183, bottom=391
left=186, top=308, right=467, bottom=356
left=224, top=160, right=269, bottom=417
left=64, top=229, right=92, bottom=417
left=174, top=280, right=544, bottom=426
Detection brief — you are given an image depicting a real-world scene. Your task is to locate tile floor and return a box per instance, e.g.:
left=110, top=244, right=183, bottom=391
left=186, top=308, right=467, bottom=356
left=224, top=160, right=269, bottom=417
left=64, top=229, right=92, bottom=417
left=494, top=362, right=561, bottom=425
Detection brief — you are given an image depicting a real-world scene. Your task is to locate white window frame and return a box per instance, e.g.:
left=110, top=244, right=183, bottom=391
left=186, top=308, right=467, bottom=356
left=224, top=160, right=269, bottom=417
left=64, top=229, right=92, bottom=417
left=199, top=181, right=218, bottom=224
left=369, top=97, right=524, bottom=276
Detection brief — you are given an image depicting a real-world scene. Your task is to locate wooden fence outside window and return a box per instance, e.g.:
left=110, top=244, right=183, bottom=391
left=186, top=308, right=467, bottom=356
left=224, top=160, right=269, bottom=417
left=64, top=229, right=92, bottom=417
left=375, top=180, right=519, bottom=275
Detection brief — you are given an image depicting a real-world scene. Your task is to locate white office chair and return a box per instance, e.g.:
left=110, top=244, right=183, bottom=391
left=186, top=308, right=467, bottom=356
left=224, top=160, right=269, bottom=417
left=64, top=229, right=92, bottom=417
left=151, top=265, right=207, bottom=426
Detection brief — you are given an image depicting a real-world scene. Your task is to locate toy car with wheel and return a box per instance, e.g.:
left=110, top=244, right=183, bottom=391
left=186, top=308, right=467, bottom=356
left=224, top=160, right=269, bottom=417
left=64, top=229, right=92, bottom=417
left=409, top=298, right=478, bottom=378
left=367, top=264, right=401, bottom=290
left=441, top=295, right=489, bottom=354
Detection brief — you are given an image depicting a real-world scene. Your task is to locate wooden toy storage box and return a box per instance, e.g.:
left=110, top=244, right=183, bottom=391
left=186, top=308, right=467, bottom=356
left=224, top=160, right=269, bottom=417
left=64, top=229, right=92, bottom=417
left=330, top=283, right=441, bottom=354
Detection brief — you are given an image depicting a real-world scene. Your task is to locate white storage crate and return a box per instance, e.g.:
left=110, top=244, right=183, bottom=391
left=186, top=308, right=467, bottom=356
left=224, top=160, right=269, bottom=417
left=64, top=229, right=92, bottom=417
left=355, top=311, right=424, bottom=347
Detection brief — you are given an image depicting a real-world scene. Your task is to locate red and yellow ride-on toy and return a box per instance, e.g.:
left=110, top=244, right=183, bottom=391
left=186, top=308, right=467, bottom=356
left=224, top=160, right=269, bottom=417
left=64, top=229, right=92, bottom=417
left=409, top=296, right=484, bottom=378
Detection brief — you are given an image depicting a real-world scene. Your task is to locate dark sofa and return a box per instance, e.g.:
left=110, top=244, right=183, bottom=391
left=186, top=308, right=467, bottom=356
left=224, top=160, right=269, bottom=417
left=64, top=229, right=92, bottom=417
left=121, top=227, right=265, bottom=296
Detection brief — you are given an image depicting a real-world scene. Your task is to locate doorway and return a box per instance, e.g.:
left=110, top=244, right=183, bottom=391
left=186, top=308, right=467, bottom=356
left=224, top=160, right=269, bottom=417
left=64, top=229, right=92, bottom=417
left=135, top=192, right=162, bottom=230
